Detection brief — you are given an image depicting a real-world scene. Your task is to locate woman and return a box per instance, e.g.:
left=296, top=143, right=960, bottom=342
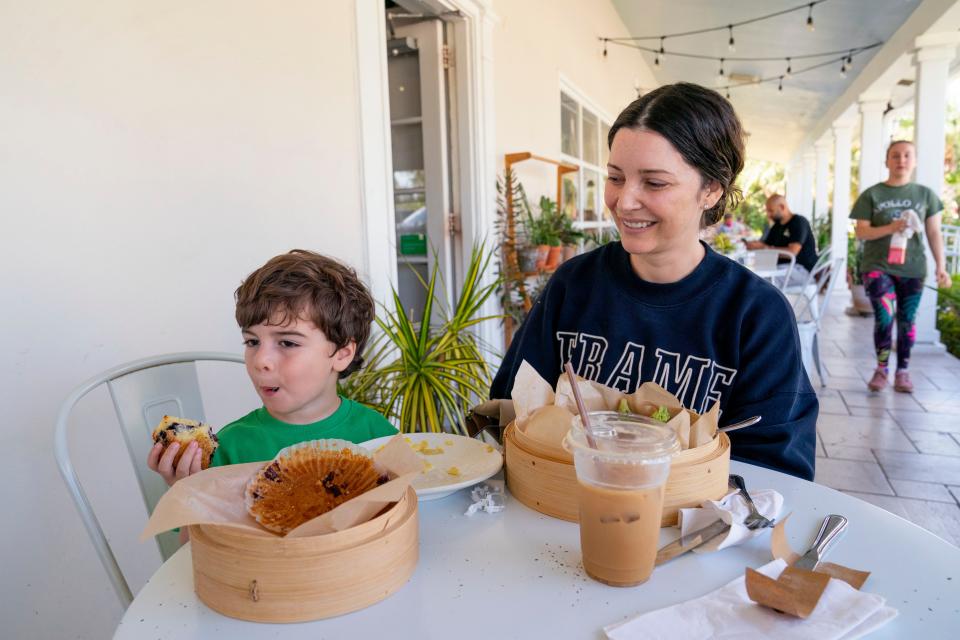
left=490, top=83, right=818, bottom=480
left=852, top=140, right=953, bottom=393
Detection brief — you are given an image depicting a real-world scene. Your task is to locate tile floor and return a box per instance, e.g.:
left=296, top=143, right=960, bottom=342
left=810, top=292, right=960, bottom=548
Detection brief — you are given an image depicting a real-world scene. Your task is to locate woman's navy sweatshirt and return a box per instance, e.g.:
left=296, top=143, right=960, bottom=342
left=491, top=242, right=818, bottom=480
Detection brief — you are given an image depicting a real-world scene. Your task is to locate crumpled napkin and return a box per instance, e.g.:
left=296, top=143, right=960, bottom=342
left=604, top=558, right=897, bottom=640
left=464, top=483, right=505, bottom=515
left=679, top=489, right=783, bottom=553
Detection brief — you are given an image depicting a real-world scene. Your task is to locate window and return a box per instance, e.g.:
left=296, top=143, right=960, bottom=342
left=559, top=87, right=616, bottom=235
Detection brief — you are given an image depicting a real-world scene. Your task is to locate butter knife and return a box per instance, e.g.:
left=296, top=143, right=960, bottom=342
left=655, top=518, right=731, bottom=566
left=793, top=514, right=848, bottom=570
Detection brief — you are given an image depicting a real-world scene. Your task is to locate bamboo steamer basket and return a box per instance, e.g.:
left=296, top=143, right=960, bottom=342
left=505, top=422, right=730, bottom=526
left=189, top=486, right=419, bottom=623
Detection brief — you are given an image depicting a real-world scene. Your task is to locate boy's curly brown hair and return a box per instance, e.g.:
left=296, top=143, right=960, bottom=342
left=235, top=250, right=374, bottom=378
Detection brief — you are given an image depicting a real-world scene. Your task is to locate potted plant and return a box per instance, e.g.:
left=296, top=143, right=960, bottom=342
left=534, top=196, right=564, bottom=269
left=339, top=243, right=503, bottom=434
left=846, top=233, right=873, bottom=316
left=559, top=212, right=587, bottom=262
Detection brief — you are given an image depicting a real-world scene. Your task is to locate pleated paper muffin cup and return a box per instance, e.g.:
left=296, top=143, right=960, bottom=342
left=244, top=439, right=382, bottom=535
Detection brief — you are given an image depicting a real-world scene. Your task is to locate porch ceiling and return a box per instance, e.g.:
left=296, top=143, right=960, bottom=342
left=610, top=0, right=920, bottom=162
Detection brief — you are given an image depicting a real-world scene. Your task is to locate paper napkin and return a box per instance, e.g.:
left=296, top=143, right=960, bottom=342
left=678, top=488, right=783, bottom=553
left=604, top=558, right=897, bottom=640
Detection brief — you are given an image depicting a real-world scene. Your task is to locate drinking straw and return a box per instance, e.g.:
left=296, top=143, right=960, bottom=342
left=564, top=362, right=598, bottom=449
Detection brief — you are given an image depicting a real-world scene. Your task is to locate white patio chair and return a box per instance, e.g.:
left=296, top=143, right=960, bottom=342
left=785, top=246, right=832, bottom=320
left=750, top=249, right=796, bottom=291
left=53, top=352, right=245, bottom=608
left=793, top=257, right=845, bottom=387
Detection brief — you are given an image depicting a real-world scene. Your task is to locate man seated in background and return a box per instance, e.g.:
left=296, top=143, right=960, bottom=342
left=745, top=194, right=817, bottom=286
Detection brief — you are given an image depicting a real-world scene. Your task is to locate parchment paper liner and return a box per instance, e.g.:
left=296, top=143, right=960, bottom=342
left=510, top=360, right=719, bottom=452
left=140, top=435, right=423, bottom=540
left=744, top=514, right=871, bottom=618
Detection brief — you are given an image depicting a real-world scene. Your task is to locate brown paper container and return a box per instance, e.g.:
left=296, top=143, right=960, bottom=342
left=744, top=514, right=872, bottom=618
left=503, top=423, right=730, bottom=526
left=191, top=486, right=418, bottom=622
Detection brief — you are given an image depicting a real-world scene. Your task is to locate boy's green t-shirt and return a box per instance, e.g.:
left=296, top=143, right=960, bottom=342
left=849, top=182, right=942, bottom=279
left=211, top=397, right=397, bottom=466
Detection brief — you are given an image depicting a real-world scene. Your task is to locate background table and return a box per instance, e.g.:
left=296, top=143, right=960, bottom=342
left=114, top=461, right=960, bottom=639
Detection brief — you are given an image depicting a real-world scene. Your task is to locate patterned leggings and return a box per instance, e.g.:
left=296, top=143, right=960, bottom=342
left=862, top=270, right=925, bottom=370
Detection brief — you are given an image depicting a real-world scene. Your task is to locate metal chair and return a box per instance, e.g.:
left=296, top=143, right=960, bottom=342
left=786, top=246, right=833, bottom=320
left=794, top=257, right=845, bottom=386
left=53, top=352, right=245, bottom=608
left=750, top=249, right=796, bottom=290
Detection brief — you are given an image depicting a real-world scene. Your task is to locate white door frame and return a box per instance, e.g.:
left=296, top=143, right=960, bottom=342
left=353, top=0, right=499, bottom=358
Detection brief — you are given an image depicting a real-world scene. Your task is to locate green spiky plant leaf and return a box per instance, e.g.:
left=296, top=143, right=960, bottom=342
left=340, top=243, right=503, bottom=434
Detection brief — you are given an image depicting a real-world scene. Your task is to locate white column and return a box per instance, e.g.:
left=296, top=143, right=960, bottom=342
left=911, top=33, right=960, bottom=349
left=832, top=118, right=856, bottom=292
left=814, top=135, right=832, bottom=230
left=785, top=157, right=802, bottom=212
left=881, top=107, right=897, bottom=155
left=858, top=92, right=888, bottom=194
left=800, top=149, right=815, bottom=220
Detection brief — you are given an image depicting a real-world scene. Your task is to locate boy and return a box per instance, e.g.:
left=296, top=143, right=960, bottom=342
left=148, top=250, right=397, bottom=486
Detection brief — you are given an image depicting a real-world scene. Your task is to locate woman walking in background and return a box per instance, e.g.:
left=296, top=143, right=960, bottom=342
left=851, top=140, right=952, bottom=393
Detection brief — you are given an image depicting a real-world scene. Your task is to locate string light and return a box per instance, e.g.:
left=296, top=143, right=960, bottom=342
left=603, top=38, right=608, bottom=57
left=807, top=3, right=815, bottom=31
left=840, top=58, right=847, bottom=76
left=659, top=36, right=666, bottom=61
left=725, top=89, right=731, bottom=100
left=728, top=25, right=735, bottom=52
left=654, top=53, right=660, bottom=66
left=786, top=57, right=792, bottom=76
left=718, top=57, right=725, bottom=80
left=778, top=76, right=784, bottom=91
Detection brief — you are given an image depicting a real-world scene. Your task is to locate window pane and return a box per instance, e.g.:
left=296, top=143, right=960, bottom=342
left=601, top=122, right=611, bottom=167
left=583, top=109, right=599, bottom=166
left=583, top=169, right=599, bottom=222
left=562, top=173, right=579, bottom=221
left=561, top=93, right=580, bottom=158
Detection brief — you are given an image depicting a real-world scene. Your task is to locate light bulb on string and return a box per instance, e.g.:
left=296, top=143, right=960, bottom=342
left=659, top=36, right=665, bottom=61
left=728, top=25, right=735, bottom=52
left=654, top=53, right=660, bottom=67
left=603, top=39, right=608, bottom=57
left=806, top=3, right=815, bottom=31
left=786, top=58, right=792, bottom=77
left=718, top=58, right=725, bottom=82
left=778, top=76, right=784, bottom=92
left=725, top=89, right=731, bottom=100
left=840, top=59, right=847, bottom=77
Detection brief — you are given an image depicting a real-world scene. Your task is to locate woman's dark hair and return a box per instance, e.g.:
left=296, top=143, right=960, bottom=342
left=608, top=82, right=745, bottom=226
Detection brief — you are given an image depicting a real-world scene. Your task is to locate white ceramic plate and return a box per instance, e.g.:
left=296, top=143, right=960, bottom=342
left=360, top=433, right=503, bottom=501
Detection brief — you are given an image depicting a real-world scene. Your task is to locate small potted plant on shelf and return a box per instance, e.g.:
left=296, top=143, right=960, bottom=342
left=559, top=212, right=587, bottom=263
left=534, top=196, right=564, bottom=270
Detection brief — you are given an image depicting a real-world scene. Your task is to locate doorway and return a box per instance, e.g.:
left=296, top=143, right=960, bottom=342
left=385, top=3, right=462, bottom=322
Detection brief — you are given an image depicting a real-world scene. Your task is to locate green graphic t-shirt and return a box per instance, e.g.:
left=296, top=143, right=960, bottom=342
left=849, top=182, right=942, bottom=279
left=210, top=397, right=397, bottom=466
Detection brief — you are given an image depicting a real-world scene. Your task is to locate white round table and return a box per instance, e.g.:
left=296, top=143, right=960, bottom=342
left=114, top=461, right=960, bottom=639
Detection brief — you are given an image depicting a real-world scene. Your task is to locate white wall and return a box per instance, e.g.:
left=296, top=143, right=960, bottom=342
left=492, top=0, right=655, bottom=201
left=1, top=1, right=369, bottom=637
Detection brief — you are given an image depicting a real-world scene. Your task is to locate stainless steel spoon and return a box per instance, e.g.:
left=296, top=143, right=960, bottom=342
left=718, top=415, right=762, bottom=433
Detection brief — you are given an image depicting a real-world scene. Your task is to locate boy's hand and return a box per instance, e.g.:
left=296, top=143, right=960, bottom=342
left=147, top=441, right=203, bottom=487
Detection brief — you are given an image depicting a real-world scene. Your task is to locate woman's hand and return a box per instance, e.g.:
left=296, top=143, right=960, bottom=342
left=147, top=441, right=203, bottom=487
left=936, top=267, right=952, bottom=288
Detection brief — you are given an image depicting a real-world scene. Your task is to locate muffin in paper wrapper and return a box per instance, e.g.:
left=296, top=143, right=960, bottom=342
left=511, top=360, right=719, bottom=457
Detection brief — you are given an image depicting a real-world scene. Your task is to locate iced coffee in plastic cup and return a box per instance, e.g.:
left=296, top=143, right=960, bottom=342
left=564, top=412, right=679, bottom=587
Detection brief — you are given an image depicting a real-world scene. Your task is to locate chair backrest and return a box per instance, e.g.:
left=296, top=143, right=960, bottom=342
left=794, top=257, right=846, bottom=330
left=53, top=352, right=245, bottom=608
left=752, top=249, right=796, bottom=290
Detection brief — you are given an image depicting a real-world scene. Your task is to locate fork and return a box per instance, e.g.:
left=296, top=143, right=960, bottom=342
left=729, top=474, right=775, bottom=530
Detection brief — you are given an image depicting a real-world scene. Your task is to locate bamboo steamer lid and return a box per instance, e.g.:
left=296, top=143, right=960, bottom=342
left=504, top=422, right=730, bottom=527
left=190, top=486, right=419, bottom=623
